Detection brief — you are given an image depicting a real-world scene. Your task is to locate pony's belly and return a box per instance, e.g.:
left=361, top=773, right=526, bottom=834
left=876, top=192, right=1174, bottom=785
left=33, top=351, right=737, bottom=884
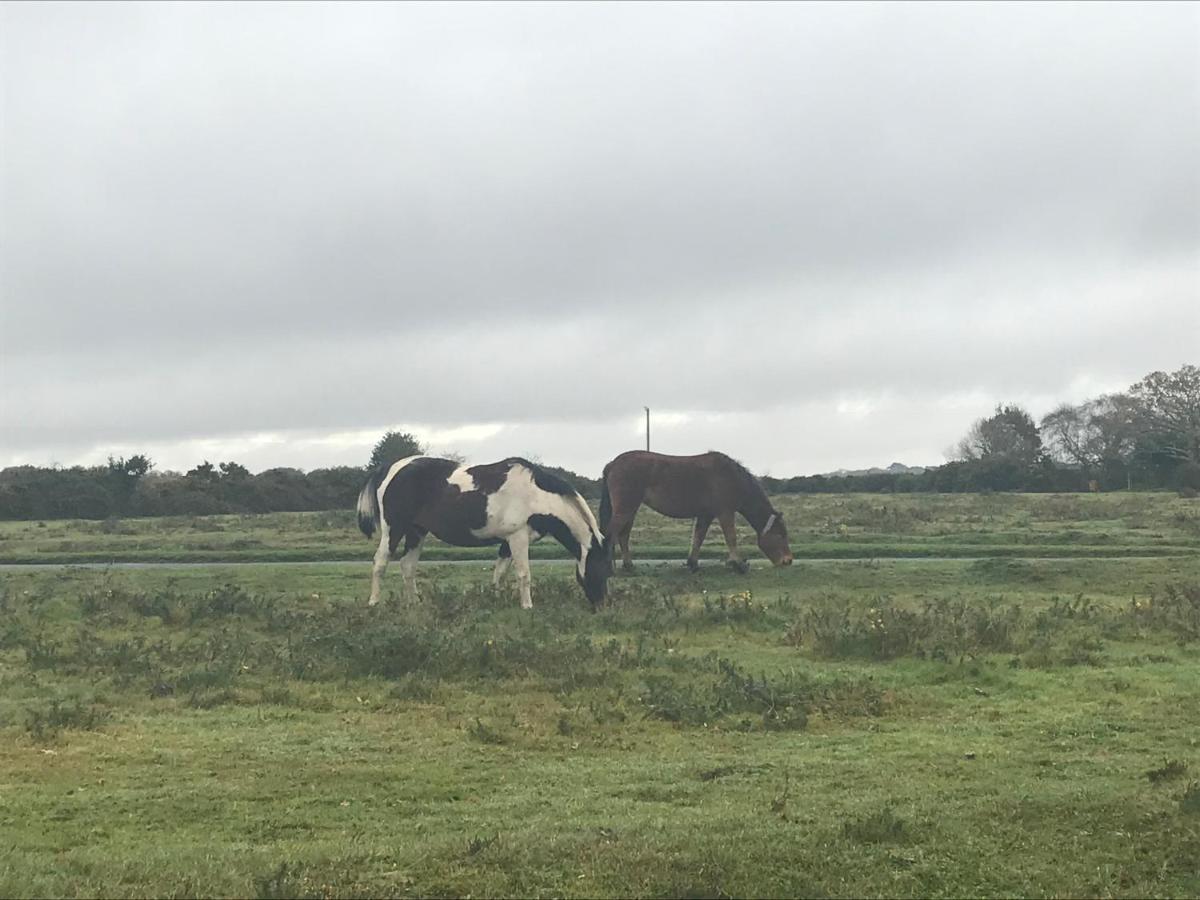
left=417, top=492, right=498, bottom=547
left=643, top=489, right=707, bottom=520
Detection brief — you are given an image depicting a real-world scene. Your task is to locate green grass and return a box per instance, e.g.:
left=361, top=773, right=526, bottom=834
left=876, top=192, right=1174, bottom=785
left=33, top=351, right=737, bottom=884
left=2, top=539, right=1200, bottom=897
left=1, top=492, right=1197, bottom=564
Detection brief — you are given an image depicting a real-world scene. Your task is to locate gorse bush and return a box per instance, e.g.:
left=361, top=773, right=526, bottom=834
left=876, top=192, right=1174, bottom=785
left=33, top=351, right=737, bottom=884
left=1130, top=582, right=1200, bottom=644
left=0, top=575, right=897, bottom=735
left=639, top=656, right=884, bottom=730
left=788, top=594, right=1023, bottom=662
left=7, top=572, right=1197, bottom=748
left=25, top=697, right=111, bottom=740
left=842, top=806, right=911, bottom=844
left=786, top=583, right=1200, bottom=666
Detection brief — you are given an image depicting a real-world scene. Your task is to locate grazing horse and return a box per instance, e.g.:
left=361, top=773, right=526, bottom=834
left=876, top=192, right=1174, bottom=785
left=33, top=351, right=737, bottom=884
left=357, top=456, right=611, bottom=609
left=599, top=450, right=794, bottom=573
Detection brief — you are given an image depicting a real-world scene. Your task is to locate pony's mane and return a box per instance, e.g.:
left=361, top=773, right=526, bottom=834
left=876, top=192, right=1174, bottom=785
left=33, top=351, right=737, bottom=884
left=709, top=451, right=769, bottom=502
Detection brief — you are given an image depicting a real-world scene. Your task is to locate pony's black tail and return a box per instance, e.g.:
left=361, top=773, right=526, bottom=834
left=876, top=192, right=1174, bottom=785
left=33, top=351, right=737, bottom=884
left=356, top=467, right=386, bottom=538
left=598, top=468, right=613, bottom=535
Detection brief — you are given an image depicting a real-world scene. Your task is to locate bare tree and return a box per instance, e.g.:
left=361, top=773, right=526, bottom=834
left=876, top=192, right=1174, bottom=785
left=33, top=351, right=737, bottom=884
left=1041, top=394, right=1139, bottom=473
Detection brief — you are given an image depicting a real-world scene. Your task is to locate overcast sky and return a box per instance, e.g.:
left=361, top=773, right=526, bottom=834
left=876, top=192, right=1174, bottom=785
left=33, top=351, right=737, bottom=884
left=2, top=2, right=1197, bottom=477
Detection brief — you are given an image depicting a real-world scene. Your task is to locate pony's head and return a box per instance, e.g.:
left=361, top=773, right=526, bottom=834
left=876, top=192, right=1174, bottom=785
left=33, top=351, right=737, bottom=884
left=578, top=534, right=613, bottom=609
left=757, top=511, right=794, bottom=566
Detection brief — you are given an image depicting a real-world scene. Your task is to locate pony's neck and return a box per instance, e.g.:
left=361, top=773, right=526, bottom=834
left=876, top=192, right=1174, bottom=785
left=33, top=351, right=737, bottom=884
left=564, top=496, right=603, bottom=559
left=738, top=490, right=775, bottom=534
left=534, top=498, right=600, bottom=564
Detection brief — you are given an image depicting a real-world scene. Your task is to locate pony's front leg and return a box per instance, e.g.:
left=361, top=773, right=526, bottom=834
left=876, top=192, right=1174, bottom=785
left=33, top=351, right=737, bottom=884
left=398, top=529, right=426, bottom=600
left=718, top=512, right=750, bottom=575
left=492, top=542, right=512, bottom=587
left=368, top=522, right=393, bottom=606
left=686, top=515, right=713, bottom=572
left=506, top=529, right=533, bottom=609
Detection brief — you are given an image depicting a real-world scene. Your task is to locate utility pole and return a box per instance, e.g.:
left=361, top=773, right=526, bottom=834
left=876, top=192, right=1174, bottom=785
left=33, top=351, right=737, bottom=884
left=645, top=407, right=650, bottom=452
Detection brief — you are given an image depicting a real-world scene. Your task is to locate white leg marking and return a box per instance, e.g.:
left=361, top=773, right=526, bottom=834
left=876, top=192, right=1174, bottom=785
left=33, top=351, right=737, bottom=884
left=367, top=455, right=424, bottom=605
left=369, top=519, right=391, bottom=606
left=506, top=528, right=533, bottom=609
left=398, top=533, right=426, bottom=600
left=492, top=554, right=512, bottom=587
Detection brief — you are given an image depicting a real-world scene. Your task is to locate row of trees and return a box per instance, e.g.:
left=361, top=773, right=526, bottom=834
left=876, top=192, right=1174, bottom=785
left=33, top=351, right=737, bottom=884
left=764, top=365, right=1199, bottom=495
left=0, top=457, right=367, bottom=521
left=0, top=430, right=602, bottom=521
left=1, top=365, right=1194, bottom=520
left=950, top=365, right=1198, bottom=492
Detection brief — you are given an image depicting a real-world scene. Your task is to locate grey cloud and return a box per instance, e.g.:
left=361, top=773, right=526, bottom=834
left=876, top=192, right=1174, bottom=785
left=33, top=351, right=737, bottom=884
left=2, top=2, right=1197, bottom=473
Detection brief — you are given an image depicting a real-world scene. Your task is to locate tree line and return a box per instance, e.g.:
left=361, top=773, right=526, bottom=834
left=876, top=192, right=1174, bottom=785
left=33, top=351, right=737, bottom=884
left=764, top=364, right=1199, bottom=496
left=1, top=365, right=1195, bottom=521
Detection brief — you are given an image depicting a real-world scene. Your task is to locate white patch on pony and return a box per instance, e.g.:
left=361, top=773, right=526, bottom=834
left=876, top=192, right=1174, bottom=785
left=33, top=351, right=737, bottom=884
left=472, top=463, right=602, bottom=579
left=377, top=455, right=425, bottom=506
left=446, top=466, right=476, bottom=493
left=763, top=513, right=776, bottom=533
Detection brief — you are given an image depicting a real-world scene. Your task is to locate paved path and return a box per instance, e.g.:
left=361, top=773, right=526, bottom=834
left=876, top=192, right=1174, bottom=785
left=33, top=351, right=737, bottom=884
left=1, top=555, right=1191, bottom=571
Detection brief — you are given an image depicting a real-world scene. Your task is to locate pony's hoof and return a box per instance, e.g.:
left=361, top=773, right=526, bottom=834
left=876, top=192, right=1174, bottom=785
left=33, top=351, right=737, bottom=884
left=726, top=559, right=750, bottom=575
left=621, top=562, right=635, bottom=574
left=686, top=559, right=700, bottom=573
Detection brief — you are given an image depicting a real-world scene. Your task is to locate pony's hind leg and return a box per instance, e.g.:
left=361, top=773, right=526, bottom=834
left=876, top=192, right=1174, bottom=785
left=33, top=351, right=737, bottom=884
left=603, top=487, right=643, bottom=573
left=686, top=515, right=713, bottom=572
left=368, top=519, right=397, bottom=606
left=492, top=541, right=513, bottom=587
left=718, top=512, right=750, bottom=575
left=617, top=520, right=636, bottom=572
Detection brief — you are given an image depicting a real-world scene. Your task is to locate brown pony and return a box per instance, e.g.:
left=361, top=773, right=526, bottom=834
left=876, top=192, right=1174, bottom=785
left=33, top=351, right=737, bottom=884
left=599, top=450, right=794, bottom=573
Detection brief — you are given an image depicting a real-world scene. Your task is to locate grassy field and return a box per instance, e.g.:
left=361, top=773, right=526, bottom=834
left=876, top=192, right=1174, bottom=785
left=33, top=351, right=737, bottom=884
left=2, top=494, right=1199, bottom=898
left=2, top=491, right=1199, bottom=564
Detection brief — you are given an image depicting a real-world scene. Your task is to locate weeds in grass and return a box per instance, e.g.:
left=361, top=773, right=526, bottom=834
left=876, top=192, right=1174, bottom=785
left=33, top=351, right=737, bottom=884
left=770, top=771, right=791, bottom=819
left=25, top=697, right=110, bottom=740
left=788, top=584, right=1200, bottom=667
left=1180, top=782, right=1200, bottom=816
left=1131, top=582, right=1200, bottom=644
left=466, top=834, right=499, bottom=856
left=254, top=862, right=319, bottom=900
left=842, top=806, right=910, bottom=844
left=790, top=593, right=1022, bottom=662
left=640, top=656, right=879, bottom=730
left=1021, top=635, right=1106, bottom=669
left=698, top=590, right=773, bottom=628
left=1147, top=760, right=1189, bottom=784
left=467, top=718, right=507, bottom=745
left=388, top=672, right=439, bottom=702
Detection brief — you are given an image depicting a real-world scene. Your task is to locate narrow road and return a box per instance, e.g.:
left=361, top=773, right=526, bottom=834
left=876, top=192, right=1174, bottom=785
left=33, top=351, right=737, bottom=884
left=1, top=555, right=1192, bottom=571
